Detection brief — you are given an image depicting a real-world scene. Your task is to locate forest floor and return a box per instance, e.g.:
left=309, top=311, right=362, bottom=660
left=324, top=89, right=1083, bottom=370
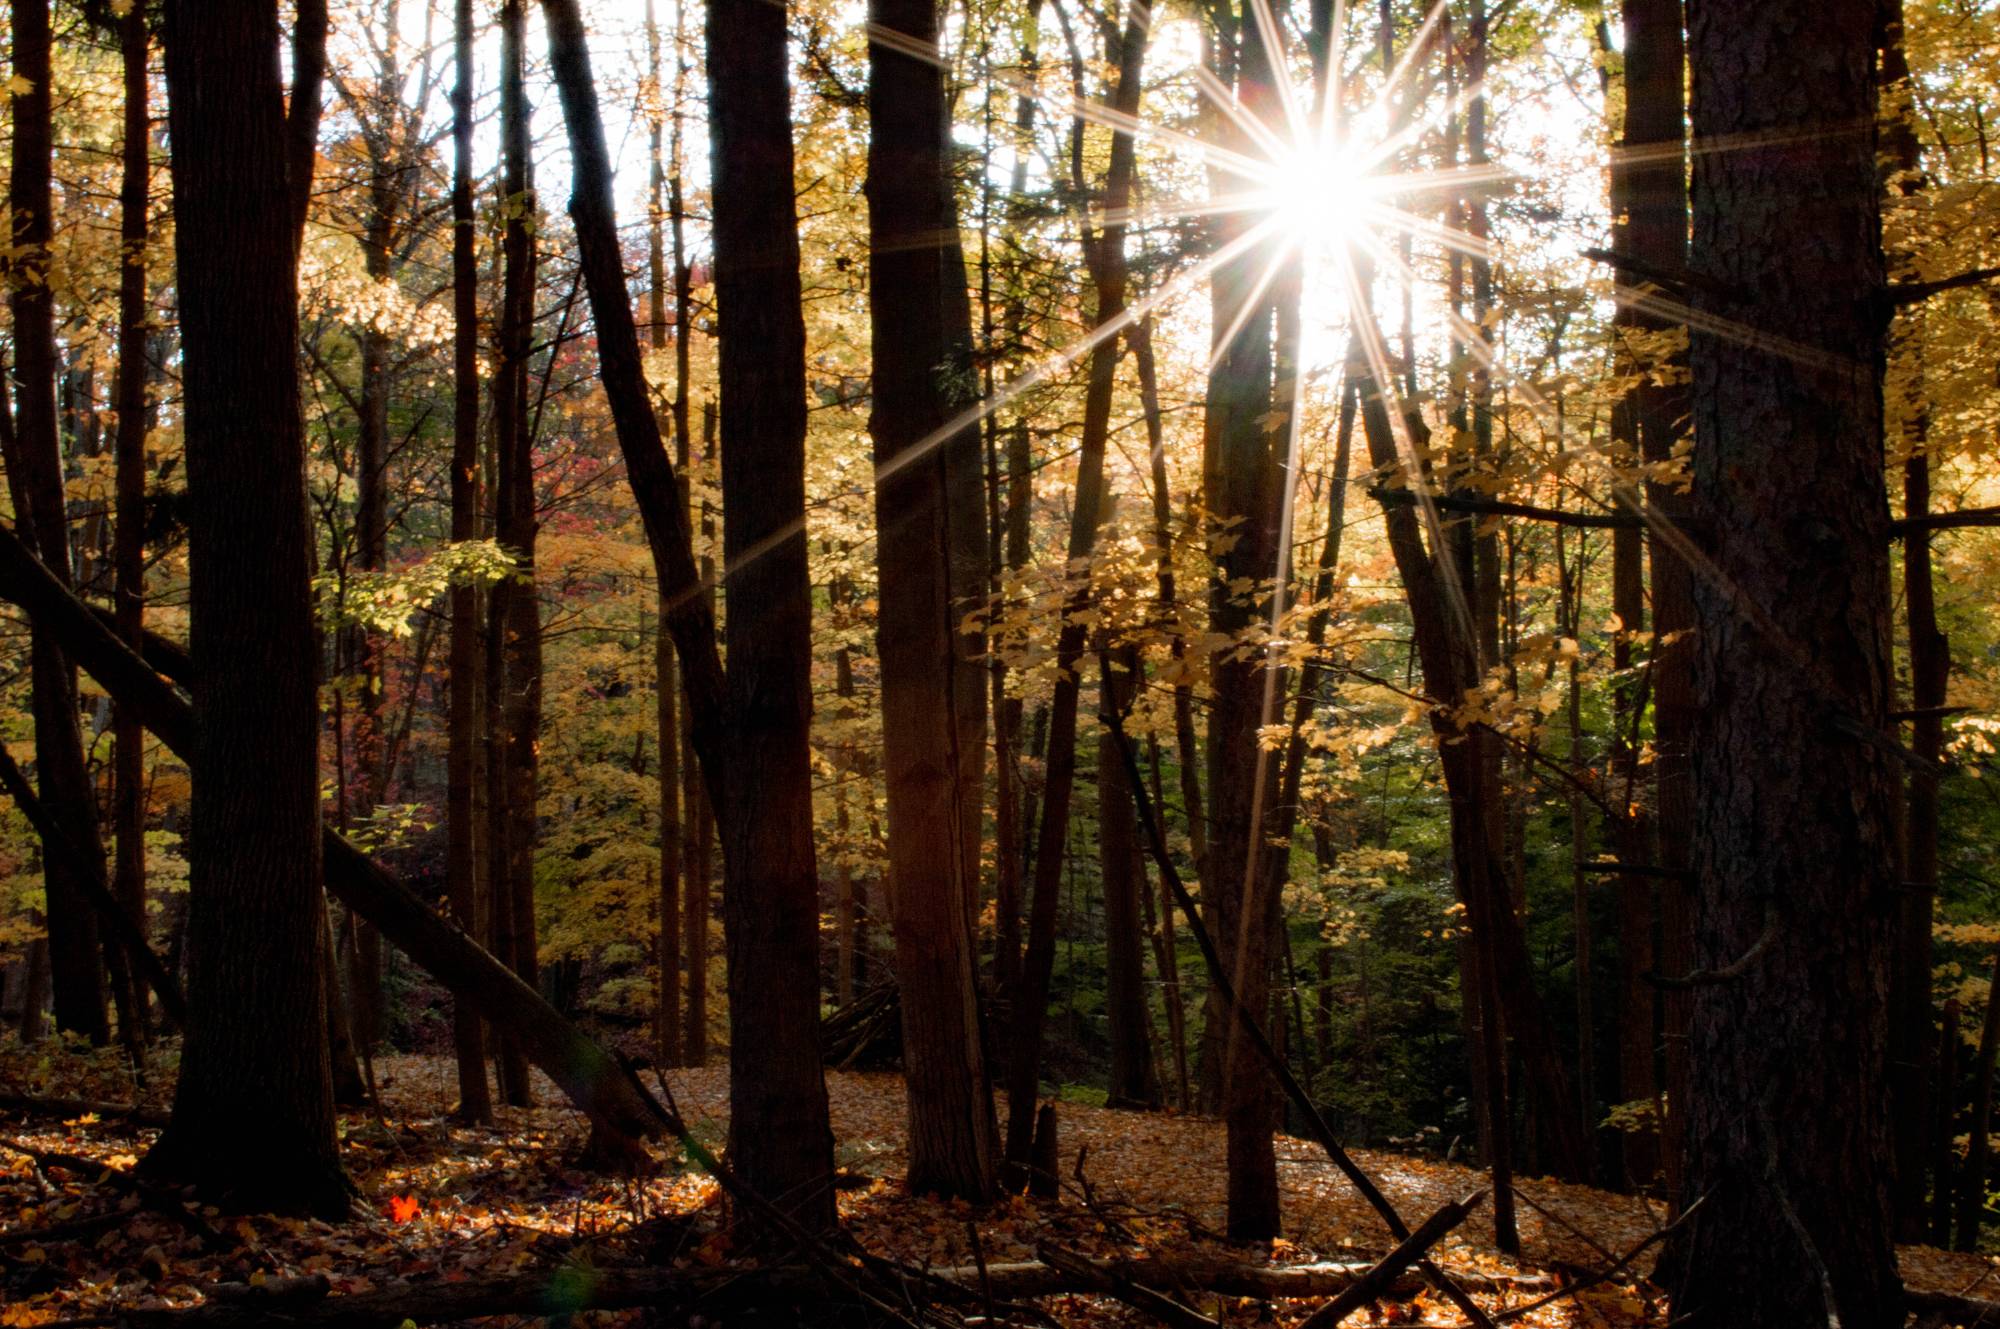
left=1, top=1042, right=1996, bottom=1326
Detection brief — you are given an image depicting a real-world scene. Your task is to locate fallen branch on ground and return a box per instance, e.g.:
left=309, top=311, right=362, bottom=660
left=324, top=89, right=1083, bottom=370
left=43, top=1254, right=1557, bottom=1329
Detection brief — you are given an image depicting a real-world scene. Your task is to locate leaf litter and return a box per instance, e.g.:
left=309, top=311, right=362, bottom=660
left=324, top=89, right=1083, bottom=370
left=0, top=1043, right=1993, bottom=1326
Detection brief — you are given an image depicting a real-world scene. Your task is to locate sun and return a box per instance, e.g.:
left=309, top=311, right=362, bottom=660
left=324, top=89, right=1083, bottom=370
left=1261, top=138, right=1380, bottom=249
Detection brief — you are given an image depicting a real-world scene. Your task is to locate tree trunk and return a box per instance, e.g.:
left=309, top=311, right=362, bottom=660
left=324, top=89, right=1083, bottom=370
left=145, top=0, right=346, bottom=1216
left=1956, top=957, right=2000, bottom=1250
left=491, top=0, right=537, bottom=1108
left=286, top=0, right=326, bottom=250
left=1615, top=0, right=1695, bottom=1219
left=539, top=0, right=837, bottom=1226
left=10, top=0, right=109, bottom=1047
left=110, top=0, right=151, bottom=1050
left=645, top=0, right=685, bottom=1073
left=1201, top=1, right=1283, bottom=1241
left=699, top=0, right=839, bottom=1234
left=1670, top=2, right=1900, bottom=1321
left=865, top=0, right=1000, bottom=1203
left=1003, top=0, right=1152, bottom=1182
left=446, top=0, right=492, bottom=1127
left=1883, top=0, right=1944, bottom=1241
left=1099, top=647, right=1158, bottom=1109
left=1934, top=997, right=1960, bottom=1247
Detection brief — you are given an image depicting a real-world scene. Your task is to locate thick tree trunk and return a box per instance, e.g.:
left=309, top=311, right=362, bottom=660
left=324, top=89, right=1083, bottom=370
left=11, top=0, right=109, bottom=1047
left=446, top=0, right=492, bottom=1127
left=145, top=0, right=346, bottom=1216
left=865, top=0, right=1000, bottom=1203
left=1670, top=2, right=1900, bottom=1321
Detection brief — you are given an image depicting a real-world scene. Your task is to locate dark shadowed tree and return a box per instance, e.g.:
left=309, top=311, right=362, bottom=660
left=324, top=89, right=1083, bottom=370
left=446, top=0, right=492, bottom=1126
left=865, top=0, right=999, bottom=1203
left=144, top=0, right=346, bottom=1217
left=539, top=0, right=837, bottom=1231
left=1668, top=0, right=1901, bottom=1321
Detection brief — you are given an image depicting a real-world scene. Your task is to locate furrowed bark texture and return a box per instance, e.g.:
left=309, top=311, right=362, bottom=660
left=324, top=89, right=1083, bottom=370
left=1672, top=1, right=1900, bottom=1322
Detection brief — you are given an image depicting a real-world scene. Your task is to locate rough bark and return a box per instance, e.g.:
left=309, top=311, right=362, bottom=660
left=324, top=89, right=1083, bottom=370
left=1670, top=1, right=1901, bottom=1321
left=865, top=0, right=1000, bottom=1203
left=145, top=0, right=346, bottom=1216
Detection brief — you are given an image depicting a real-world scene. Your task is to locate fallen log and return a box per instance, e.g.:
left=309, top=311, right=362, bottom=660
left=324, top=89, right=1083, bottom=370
left=48, top=1254, right=1555, bottom=1329
left=0, top=518, right=660, bottom=1148
left=1300, top=1188, right=1486, bottom=1329
left=0, top=1094, right=170, bottom=1128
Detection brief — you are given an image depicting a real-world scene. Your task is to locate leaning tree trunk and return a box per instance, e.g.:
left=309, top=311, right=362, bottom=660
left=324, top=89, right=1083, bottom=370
left=445, top=0, right=493, bottom=1126
left=10, top=0, right=109, bottom=1046
left=865, top=0, right=1000, bottom=1204
left=144, top=0, right=346, bottom=1217
left=1669, top=1, right=1901, bottom=1322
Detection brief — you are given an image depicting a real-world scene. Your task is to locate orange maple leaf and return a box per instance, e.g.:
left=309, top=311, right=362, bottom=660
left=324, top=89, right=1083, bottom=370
left=385, top=1194, right=419, bottom=1223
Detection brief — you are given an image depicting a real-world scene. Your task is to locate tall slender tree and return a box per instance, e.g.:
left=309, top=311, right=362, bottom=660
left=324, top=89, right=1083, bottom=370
left=145, top=0, right=345, bottom=1217
left=109, top=0, right=153, bottom=1049
left=446, top=0, right=492, bottom=1126
left=539, top=0, right=837, bottom=1230
left=865, top=0, right=1000, bottom=1203
left=490, top=0, right=538, bottom=1107
left=10, top=0, right=109, bottom=1046
left=1004, top=0, right=1152, bottom=1179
